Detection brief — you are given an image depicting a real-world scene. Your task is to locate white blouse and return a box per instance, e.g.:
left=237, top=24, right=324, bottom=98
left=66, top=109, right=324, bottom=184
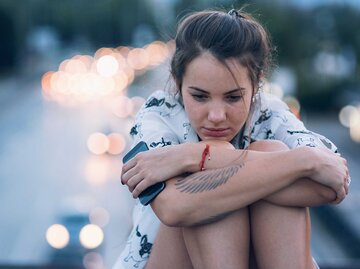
left=113, top=90, right=336, bottom=269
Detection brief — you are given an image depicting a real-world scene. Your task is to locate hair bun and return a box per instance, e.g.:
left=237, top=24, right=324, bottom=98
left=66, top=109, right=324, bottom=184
left=228, top=9, right=245, bottom=19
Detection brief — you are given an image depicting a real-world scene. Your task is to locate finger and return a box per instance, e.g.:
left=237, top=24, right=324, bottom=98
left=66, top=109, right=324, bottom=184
left=132, top=180, right=151, bottom=199
left=121, top=165, right=140, bottom=185
left=127, top=174, right=145, bottom=192
left=344, top=175, right=349, bottom=195
left=121, top=158, right=137, bottom=175
left=329, top=188, right=343, bottom=205
left=335, top=188, right=346, bottom=204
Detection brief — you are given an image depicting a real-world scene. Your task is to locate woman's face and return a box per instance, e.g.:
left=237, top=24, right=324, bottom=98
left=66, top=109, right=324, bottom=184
left=181, top=52, right=253, bottom=142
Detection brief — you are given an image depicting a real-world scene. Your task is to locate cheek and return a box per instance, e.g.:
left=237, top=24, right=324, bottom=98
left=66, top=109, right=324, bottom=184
left=230, top=103, right=251, bottom=126
left=183, top=98, right=204, bottom=127
left=185, top=104, right=201, bottom=126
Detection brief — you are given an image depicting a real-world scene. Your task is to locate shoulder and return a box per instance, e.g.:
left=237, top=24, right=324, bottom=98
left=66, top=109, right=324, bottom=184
left=249, top=92, right=338, bottom=152
left=246, top=91, right=304, bottom=141
left=130, top=90, right=196, bottom=145
left=141, top=90, right=183, bottom=117
left=133, top=90, right=187, bottom=131
left=255, top=91, right=289, bottom=112
left=248, top=91, right=292, bottom=128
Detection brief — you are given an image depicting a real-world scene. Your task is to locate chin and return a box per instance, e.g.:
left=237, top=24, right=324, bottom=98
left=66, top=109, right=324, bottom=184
left=201, top=136, right=231, bottom=142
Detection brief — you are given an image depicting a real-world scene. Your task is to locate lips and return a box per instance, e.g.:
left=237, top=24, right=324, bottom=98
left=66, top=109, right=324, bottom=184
left=202, top=127, right=231, bottom=138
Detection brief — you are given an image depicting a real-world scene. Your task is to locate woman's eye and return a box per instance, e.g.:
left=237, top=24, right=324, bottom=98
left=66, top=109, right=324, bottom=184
left=192, top=94, right=208, bottom=101
left=226, top=95, right=242, bottom=102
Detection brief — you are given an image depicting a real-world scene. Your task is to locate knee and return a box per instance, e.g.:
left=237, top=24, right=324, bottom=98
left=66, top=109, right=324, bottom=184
left=248, top=140, right=289, bottom=152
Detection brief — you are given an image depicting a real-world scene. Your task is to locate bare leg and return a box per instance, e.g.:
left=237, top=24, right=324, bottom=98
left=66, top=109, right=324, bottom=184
left=248, top=140, right=316, bottom=269
left=146, top=208, right=250, bottom=269
left=183, top=208, right=250, bottom=269
left=145, top=224, right=194, bottom=269
left=250, top=200, right=314, bottom=269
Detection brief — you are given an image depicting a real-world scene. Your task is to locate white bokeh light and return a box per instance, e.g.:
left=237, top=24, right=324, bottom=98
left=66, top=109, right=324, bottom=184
left=96, top=55, right=119, bottom=77
left=79, top=224, right=104, bottom=249
left=46, top=224, right=70, bottom=249
left=339, top=105, right=358, bottom=128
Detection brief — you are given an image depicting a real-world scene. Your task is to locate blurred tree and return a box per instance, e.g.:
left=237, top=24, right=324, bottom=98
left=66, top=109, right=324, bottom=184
left=0, top=0, right=157, bottom=52
left=0, top=7, right=16, bottom=74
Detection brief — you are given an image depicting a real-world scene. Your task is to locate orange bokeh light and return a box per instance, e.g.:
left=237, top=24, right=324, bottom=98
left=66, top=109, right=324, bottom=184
left=84, top=156, right=111, bottom=186
left=127, top=48, right=150, bottom=70
left=107, top=133, right=126, bottom=155
left=111, top=95, right=134, bottom=118
left=94, top=47, right=114, bottom=59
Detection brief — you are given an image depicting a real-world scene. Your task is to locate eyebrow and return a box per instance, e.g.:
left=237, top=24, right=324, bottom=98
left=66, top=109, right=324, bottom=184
left=188, top=86, right=245, bottom=94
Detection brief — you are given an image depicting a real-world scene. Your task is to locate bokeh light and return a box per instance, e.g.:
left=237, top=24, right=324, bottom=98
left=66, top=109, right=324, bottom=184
left=46, top=224, right=70, bottom=249
left=79, top=224, right=104, bottom=249
left=41, top=71, right=54, bottom=100
left=283, top=96, right=301, bottom=119
left=111, top=95, right=134, bottom=118
left=94, top=47, right=114, bottom=59
left=84, top=156, right=111, bottom=186
left=127, top=48, right=150, bottom=70
left=130, top=96, right=146, bottom=116
left=349, top=107, right=360, bottom=143
left=339, top=105, right=358, bottom=128
left=83, top=252, right=104, bottom=269
left=107, top=133, right=126, bottom=155
left=89, top=207, right=110, bottom=228
left=87, top=133, right=109, bottom=155
left=263, top=82, right=284, bottom=99
left=145, top=41, right=170, bottom=66
left=41, top=41, right=172, bottom=106
left=96, top=55, right=119, bottom=77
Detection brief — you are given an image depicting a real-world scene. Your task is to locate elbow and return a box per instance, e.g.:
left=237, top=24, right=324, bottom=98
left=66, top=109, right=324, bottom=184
left=155, top=205, right=185, bottom=227
left=150, top=191, right=190, bottom=227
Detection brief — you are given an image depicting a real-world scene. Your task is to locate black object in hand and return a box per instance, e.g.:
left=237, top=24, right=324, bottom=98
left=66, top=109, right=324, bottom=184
left=122, top=141, right=166, bottom=205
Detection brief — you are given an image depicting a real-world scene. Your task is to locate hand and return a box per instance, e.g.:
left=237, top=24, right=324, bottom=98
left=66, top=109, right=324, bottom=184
left=306, top=147, right=349, bottom=204
left=121, top=143, right=196, bottom=198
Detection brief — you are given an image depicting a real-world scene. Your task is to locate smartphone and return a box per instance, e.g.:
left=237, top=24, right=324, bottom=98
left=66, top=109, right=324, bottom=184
left=122, top=141, right=166, bottom=206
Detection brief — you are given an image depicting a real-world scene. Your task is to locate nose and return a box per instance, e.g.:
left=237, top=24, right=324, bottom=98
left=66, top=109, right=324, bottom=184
left=208, top=104, right=226, bottom=123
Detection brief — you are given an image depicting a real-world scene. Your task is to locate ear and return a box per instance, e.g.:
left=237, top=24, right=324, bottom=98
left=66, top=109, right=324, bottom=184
left=255, top=70, right=265, bottom=94
left=257, top=70, right=264, bottom=85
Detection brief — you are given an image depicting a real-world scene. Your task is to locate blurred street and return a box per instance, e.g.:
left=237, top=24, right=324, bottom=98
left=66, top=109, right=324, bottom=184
left=0, top=76, right=134, bottom=267
left=0, top=61, right=170, bottom=268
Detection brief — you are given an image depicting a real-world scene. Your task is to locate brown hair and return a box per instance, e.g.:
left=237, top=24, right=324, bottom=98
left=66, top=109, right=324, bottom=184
left=170, top=8, right=273, bottom=97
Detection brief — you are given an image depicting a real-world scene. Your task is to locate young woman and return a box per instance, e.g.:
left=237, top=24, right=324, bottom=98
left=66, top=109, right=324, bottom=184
left=114, top=9, right=350, bottom=269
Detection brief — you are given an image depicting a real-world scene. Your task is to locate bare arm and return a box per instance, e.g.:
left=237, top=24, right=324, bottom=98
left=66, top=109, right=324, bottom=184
left=122, top=141, right=348, bottom=226
left=263, top=179, right=336, bottom=207
left=244, top=140, right=337, bottom=207
left=149, top=145, right=347, bottom=227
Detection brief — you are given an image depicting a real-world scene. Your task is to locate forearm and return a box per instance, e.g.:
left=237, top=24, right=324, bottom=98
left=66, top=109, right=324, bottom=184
left=263, top=178, right=337, bottom=207
left=151, top=148, right=309, bottom=227
left=182, top=142, right=337, bottom=208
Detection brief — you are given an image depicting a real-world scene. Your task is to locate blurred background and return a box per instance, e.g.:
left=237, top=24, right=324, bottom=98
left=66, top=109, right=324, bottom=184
left=0, top=0, right=359, bottom=268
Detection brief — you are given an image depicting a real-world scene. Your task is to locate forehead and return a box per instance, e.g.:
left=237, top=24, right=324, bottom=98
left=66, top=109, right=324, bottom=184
left=183, top=52, right=251, bottom=91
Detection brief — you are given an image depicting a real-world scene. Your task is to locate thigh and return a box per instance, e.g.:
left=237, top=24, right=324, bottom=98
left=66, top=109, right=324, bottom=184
left=183, top=208, right=250, bottom=269
left=250, top=200, right=314, bottom=269
left=145, top=224, right=193, bottom=269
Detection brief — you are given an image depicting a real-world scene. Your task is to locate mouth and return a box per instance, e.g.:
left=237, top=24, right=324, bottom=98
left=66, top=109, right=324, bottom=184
left=202, top=127, right=231, bottom=138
